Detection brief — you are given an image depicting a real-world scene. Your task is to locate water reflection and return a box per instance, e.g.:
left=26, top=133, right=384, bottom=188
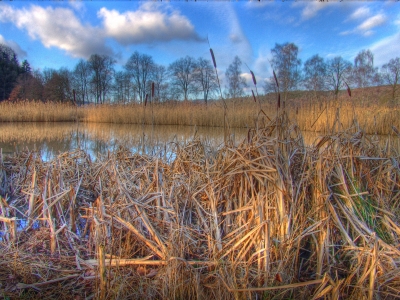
left=0, top=122, right=398, bottom=160
left=0, top=122, right=247, bottom=160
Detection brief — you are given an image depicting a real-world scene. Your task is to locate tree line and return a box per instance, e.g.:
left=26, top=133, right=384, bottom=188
left=1, top=42, right=399, bottom=104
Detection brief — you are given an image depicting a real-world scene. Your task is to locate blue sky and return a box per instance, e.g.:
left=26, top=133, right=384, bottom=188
left=0, top=1, right=399, bottom=85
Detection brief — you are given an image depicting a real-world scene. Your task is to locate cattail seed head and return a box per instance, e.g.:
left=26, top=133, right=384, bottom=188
left=210, top=49, right=217, bottom=69
left=250, top=70, right=256, bottom=86
left=277, top=94, right=281, bottom=109
left=344, top=81, right=351, bottom=97
left=151, top=82, right=155, bottom=98
left=273, top=70, right=279, bottom=89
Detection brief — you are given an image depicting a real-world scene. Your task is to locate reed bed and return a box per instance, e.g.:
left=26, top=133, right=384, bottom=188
left=0, top=112, right=399, bottom=299
left=0, top=100, right=82, bottom=122
left=1, top=89, right=399, bottom=135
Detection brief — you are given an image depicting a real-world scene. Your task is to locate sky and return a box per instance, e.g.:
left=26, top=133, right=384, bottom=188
left=0, top=0, right=399, bottom=86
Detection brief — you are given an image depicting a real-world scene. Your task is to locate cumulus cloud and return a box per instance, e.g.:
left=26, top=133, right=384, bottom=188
left=98, top=4, right=202, bottom=45
left=0, top=34, right=27, bottom=58
left=0, top=4, right=112, bottom=58
left=68, top=0, right=85, bottom=12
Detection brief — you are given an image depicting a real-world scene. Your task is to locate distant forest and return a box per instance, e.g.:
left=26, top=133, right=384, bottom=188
left=1, top=42, right=399, bottom=104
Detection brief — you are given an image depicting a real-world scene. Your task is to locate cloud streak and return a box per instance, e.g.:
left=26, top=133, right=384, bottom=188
left=340, top=13, right=386, bottom=37
left=301, top=2, right=328, bottom=20
left=349, top=7, right=370, bottom=20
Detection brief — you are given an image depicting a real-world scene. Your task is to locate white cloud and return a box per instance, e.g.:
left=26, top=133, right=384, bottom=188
left=369, top=32, right=400, bottom=66
left=98, top=4, right=202, bottom=45
left=205, top=3, right=252, bottom=77
left=349, top=7, right=370, bottom=20
left=241, top=72, right=253, bottom=86
left=245, top=1, right=273, bottom=9
left=253, top=49, right=273, bottom=81
left=339, top=30, right=351, bottom=36
left=0, top=34, right=27, bottom=58
left=68, top=0, right=85, bottom=12
left=340, top=13, right=386, bottom=36
left=0, top=4, right=112, bottom=58
left=357, top=14, right=386, bottom=31
left=301, top=2, right=328, bottom=20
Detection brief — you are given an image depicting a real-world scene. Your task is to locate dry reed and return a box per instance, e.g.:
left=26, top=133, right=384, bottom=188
left=1, top=88, right=399, bottom=135
left=0, top=111, right=399, bottom=299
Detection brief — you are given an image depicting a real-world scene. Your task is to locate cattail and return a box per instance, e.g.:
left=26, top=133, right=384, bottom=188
left=252, top=90, right=257, bottom=102
left=208, top=38, right=223, bottom=100
left=208, top=36, right=217, bottom=69
left=273, top=70, right=279, bottom=89
left=210, top=48, right=217, bottom=69
left=344, top=81, right=351, bottom=97
left=151, top=82, right=155, bottom=98
left=245, top=63, right=257, bottom=86
left=144, top=93, right=148, bottom=106
left=250, top=70, right=256, bottom=86
left=277, top=94, right=281, bottom=109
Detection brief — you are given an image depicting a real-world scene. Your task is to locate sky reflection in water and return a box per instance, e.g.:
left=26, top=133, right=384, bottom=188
left=0, top=122, right=248, bottom=161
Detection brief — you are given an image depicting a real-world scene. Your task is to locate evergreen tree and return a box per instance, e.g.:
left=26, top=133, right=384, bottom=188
left=0, top=44, right=23, bottom=101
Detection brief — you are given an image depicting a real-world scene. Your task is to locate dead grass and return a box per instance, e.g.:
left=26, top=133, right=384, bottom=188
left=1, top=88, right=399, bottom=135
left=0, top=100, right=82, bottom=122
left=0, top=111, right=399, bottom=299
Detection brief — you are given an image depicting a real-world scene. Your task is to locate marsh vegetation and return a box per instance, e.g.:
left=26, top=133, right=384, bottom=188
left=1, top=110, right=400, bottom=299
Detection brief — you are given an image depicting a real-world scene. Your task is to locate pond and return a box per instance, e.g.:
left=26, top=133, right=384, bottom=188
left=0, top=122, right=398, bottom=160
left=0, top=122, right=249, bottom=160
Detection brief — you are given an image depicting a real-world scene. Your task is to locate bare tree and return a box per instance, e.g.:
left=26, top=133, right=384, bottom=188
left=42, top=68, right=73, bottom=102
left=270, top=43, right=301, bottom=101
left=381, top=57, right=400, bottom=101
left=193, top=57, right=217, bottom=104
left=151, top=64, right=169, bottom=103
left=168, top=56, right=197, bottom=101
left=326, top=56, right=352, bottom=98
left=125, top=51, right=155, bottom=104
left=89, top=54, right=115, bottom=104
left=225, top=56, right=247, bottom=99
left=352, top=49, right=376, bottom=89
left=72, top=59, right=91, bottom=105
left=303, top=54, right=327, bottom=98
left=114, top=71, right=134, bottom=104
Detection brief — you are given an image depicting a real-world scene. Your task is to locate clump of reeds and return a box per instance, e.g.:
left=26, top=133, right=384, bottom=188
left=1, top=94, right=400, bottom=135
left=0, top=111, right=399, bottom=299
left=0, top=100, right=82, bottom=122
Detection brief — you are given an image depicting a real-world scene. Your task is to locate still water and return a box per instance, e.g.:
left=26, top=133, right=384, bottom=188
left=0, top=122, right=398, bottom=160
left=0, top=122, right=249, bottom=160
